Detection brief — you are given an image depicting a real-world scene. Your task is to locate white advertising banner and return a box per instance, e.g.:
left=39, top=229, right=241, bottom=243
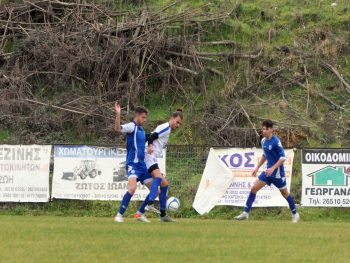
left=193, top=148, right=233, bottom=215
left=193, top=148, right=294, bottom=213
left=0, top=145, right=51, bottom=202
left=301, top=149, right=350, bottom=207
left=216, top=148, right=294, bottom=207
left=52, top=145, right=166, bottom=201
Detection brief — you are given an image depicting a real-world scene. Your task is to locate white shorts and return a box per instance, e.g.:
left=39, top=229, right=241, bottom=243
left=144, top=153, right=158, bottom=170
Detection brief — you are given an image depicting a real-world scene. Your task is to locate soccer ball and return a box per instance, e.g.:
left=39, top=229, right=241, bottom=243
left=166, top=197, right=180, bottom=211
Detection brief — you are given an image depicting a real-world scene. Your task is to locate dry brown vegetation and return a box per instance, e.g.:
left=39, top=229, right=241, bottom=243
left=0, top=1, right=349, bottom=146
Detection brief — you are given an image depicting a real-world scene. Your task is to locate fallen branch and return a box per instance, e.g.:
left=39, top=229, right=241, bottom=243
left=236, top=100, right=260, bottom=138
left=315, top=90, right=350, bottom=113
left=251, top=114, right=314, bottom=128
left=196, top=48, right=263, bottom=59
left=165, top=50, right=217, bottom=62
left=321, top=61, right=350, bottom=94
left=206, top=67, right=225, bottom=77
left=239, top=68, right=284, bottom=94
left=23, top=99, right=114, bottom=120
left=165, top=60, right=199, bottom=76
left=24, top=71, right=87, bottom=83
left=217, top=108, right=238, bottom=133
left=193, top=40, right=237, bottom=46
left=281, top=74, right=350, bottom=113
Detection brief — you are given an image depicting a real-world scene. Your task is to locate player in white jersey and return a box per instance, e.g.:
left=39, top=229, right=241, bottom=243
left=134, top=109, right=183, bottom=222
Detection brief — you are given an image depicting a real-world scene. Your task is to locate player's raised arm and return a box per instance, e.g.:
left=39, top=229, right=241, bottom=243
left=114, top=103, right=136, bottom=135
left=114, top=102, right=122, bottom=134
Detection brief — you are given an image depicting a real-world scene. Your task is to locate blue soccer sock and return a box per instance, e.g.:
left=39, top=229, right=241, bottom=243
left=118, top=191, right=133, bottom=215
left=286, top=195, right=297, bottom=215
left=159, top=185, right=168, bottom=217
left=138, top=194, right=150, bottom=214
left=244, top=192, right=256, bottom=213
left=148, top=177, right=162, bottom=204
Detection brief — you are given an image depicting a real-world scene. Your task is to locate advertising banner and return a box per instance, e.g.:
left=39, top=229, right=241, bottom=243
left=193, top=148, right=294, bottom=213
left=0, top=145, right=51, bottom=202
left=193, top=148, right=233, bottom=215
left=216, top=148, right=294, bottom=207
left=52, top=145, right=165, bottom=201
left=301, top=149, right=350, bottom=207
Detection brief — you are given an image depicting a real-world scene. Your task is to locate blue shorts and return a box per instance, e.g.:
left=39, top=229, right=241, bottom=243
left=258, top=172, right=287, bottom=189
left=126, top=162, right=152, bottom=185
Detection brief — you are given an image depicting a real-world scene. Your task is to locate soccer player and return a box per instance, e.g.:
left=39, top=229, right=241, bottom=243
left=234, top=119, right=300, bottom=223
left=134, top=109, right=183, bottom=223
left=114, top=102, right=153, bottom=223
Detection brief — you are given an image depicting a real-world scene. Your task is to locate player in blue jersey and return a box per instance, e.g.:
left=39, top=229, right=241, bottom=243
left=134, top=109, right=183, bottom=223
left=235, top=120, right=300, bottom=223
left=114, top=102, right=153, bottom=223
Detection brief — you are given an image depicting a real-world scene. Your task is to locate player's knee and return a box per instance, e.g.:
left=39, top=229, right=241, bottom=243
left=154, top=174, right=163, bottom=180
left=128, top=186, right=137, bottom=195
left=251, top=187, right=258, bottom=194
left=281, top=191, right=289, bottom=199
left=161, top=179, right=168, bottom=187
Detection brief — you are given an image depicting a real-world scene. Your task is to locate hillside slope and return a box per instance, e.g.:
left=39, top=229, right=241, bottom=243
left=0, top=0, right=349, bottom=147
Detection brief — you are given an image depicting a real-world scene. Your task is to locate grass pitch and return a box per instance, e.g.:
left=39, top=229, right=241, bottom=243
left=1, top=215, right=349, bottom=263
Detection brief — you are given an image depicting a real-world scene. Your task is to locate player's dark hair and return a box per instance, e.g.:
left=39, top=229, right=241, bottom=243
left=135, top=106, right=148, bottom=115
left=171, top=108, right=183, bottom=119
left=262, top=119, right=273, bottom=128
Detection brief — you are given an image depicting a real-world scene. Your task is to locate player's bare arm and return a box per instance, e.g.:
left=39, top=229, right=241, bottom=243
left=252, top=155, right=266, bottom=177
left=114, top=102, right=122, bottom=134
left=266, top=158, right=285, bottom=176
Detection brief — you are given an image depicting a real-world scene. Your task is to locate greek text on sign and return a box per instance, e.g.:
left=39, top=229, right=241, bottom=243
left=216, top=148, right=294, bottom=207
left=52, top=145, right=165, bottom=201
left=0, top=145, right=51, bottom=202
left=301, top=149, right=350, bottom=207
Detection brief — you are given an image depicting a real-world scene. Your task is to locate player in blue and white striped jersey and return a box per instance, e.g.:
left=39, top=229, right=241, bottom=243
left=114, top=102, right=153, bottom=223
left=235, top=119, right=300, bottom=223
left=135, top=109, right=183, bottom=222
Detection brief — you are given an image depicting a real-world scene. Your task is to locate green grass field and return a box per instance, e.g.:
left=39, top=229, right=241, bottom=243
left=1, top=216, right=349, bottom=263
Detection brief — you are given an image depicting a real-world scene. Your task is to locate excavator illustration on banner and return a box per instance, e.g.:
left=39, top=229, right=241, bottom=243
left=62, top=160, right=102, bottom=181
left=112, top=161, right=128, bottom=182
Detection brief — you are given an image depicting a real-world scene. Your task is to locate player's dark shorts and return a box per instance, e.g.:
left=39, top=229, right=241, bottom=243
left=258, top=172, right=287, bottom=189
left=147, top=163, right=160, bottom=174
left=126, top=162, right=152, bottom=185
